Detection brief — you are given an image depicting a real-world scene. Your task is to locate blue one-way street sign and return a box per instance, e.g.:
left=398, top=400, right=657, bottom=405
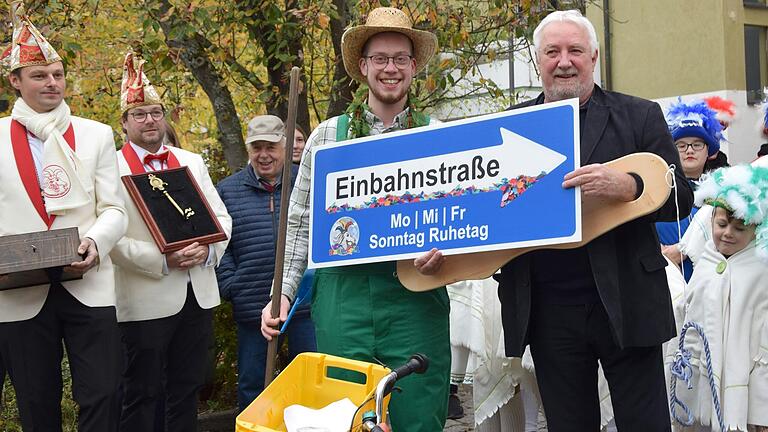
left=308, top=98, right=581, bottom=268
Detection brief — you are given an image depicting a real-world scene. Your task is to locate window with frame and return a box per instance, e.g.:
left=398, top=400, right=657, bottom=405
left=744, top=24, right=767, bottom=105
left=744, top=0, right=767, bottom=7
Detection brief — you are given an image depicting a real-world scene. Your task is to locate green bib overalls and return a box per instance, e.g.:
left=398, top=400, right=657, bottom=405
left=311, top=114, right=450, bottom=431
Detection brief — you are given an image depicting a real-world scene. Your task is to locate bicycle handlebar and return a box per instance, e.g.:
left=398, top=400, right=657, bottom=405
left=391, top=353, right=429, bottom=380
left=372, top=353, right=430, bottom=427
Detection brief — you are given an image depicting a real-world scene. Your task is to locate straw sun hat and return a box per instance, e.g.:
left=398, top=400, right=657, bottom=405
left=341, top=7, right=438, bottom=83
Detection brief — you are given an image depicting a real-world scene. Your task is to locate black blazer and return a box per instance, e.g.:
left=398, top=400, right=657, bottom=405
left=497, top=85, right=693, bottom=357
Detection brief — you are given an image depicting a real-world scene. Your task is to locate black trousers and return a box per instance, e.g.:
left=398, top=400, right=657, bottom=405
left=0, top=284, right=123, bottom=432
left=528, top=301, right=671, bottom=432
left=118, top=284, right=213, bottom=432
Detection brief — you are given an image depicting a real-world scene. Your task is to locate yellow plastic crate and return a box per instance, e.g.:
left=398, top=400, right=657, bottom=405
left=236, top=352, right=392, bottom=432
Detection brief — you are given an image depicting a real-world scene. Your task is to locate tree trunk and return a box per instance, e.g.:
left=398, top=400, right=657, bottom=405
left=325, top=0, right=356, bottom=119
left=147, top=0, right=248, bottom=172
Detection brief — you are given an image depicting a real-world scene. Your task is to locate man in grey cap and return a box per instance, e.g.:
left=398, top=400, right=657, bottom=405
left=215, top=115, right=316, bottom=411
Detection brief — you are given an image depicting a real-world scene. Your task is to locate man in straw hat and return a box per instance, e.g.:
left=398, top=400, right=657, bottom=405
left=0, top=2, right=127, bottom=430
left=261, top=7, right=451, bottom=430
left=495, top=10, right=692, bottom=430
left=110, top=51, right=231, bottom=431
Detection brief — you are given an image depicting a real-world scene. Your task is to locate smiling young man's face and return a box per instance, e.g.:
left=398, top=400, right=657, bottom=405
left=359, top=32, right=416, bottom=107
left=10, top=62, right=66, bottom=113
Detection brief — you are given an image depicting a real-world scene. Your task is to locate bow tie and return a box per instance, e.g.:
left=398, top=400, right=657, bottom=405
left=143, top=151, right=169, bottom=166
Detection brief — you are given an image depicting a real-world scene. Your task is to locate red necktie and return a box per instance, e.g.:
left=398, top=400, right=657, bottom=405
left=143, top=152, right=169, bottom=168
left=258, top=179, right=275, bottom=193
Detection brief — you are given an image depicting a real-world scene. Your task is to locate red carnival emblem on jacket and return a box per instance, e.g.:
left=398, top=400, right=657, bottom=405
left=41, top=164, right=71, bottom=198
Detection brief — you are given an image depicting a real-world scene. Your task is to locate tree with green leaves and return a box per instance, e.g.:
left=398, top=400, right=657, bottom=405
left=3, top=0, right=565, bottom=172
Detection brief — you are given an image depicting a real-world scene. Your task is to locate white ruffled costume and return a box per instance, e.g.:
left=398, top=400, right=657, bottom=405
left=674, top=239, right=768, bottom=431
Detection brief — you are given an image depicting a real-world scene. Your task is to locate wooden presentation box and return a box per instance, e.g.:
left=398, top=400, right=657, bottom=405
left=0, top=227, right=82, bottom=291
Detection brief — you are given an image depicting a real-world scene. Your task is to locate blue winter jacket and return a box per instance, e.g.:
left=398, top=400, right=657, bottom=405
left=216, top=164, right=310, bottom=323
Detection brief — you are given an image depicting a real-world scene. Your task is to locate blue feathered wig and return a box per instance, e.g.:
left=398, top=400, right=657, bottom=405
left=666, top=98, right=723, bottom=157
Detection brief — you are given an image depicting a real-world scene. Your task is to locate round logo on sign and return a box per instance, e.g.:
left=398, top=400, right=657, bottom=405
left=329, top=217, right=360, bottom=256
left=41, top=164, right=71, bottom=198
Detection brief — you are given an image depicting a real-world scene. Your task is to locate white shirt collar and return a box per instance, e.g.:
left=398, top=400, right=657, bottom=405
left=129, top=141, right=168, bottom=160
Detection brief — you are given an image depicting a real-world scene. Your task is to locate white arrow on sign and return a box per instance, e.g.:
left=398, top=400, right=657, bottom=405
left=324, top=127, right=567, bottom=211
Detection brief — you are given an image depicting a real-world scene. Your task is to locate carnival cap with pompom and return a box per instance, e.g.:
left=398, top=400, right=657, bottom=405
left=694, top=164, right=768, bottom=261
left=341, top=7, right=437, bottom=83
left=666, top=98, right=723, bottom=157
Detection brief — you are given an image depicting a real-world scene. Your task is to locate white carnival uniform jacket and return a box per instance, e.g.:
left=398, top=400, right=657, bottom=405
left=676, top=240, right=768, bottom=430
left=111, top=146, right=231, bottom=322
left=0, top=116, right=127, bottom=322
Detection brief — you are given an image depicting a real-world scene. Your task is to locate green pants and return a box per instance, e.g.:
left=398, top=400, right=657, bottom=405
left=313, top=262, right=450, bottom=432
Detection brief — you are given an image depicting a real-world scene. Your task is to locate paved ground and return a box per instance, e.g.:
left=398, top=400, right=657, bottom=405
left=444, top=384, right=475, bottom=432
left=444, top=384, right=548, bottom=432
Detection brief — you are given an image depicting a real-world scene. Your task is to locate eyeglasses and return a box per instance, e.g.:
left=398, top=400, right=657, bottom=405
left=676, top=141, right=706, bottom=152
left=129, top=110, right=165, bottom=123
left=364, top=54, right=414, bottom=69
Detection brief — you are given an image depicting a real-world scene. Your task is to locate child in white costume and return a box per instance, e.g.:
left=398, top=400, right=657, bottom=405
left=674, top=164, right=768, bottom=432
left=679, top=155, right=768, bottom=265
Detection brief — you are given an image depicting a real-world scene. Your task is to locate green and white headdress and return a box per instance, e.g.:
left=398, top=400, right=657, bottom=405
left=695, top=164, right=768, bottom=261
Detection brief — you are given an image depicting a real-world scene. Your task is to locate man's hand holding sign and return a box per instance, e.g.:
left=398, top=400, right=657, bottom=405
left=562, top=163, right=639, bottom=202
left=412, top=248, right=445, bottom=275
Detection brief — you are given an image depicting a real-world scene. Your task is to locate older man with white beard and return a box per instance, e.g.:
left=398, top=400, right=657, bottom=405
left=495, top=10, right=692, bottom=431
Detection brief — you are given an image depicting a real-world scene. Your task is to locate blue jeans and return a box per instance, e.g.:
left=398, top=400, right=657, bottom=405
left=236, top=313, right=316, bottom=412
